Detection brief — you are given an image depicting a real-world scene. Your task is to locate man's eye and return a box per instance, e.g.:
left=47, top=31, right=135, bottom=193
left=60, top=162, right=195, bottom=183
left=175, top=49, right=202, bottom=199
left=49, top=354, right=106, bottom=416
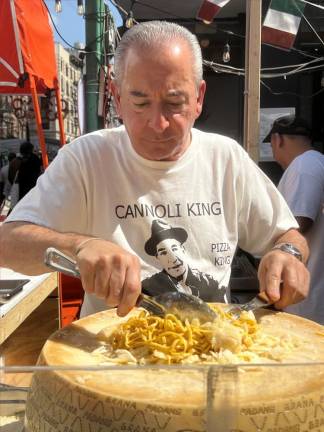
left=167, top=102, right=185, bottom=111
left=134, top=102, right=149, bottom=107
left=168, top=102, right=183, bottom=106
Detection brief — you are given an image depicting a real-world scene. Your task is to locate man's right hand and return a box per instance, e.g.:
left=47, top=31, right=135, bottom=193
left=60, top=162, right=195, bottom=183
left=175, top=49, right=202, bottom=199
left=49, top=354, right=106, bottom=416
left=75, top=238, right=141, bottom=317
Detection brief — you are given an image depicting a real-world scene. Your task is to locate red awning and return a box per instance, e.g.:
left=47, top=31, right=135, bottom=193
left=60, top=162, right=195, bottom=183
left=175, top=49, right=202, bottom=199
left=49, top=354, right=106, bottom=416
left=0, top=0, right=57, bottom=94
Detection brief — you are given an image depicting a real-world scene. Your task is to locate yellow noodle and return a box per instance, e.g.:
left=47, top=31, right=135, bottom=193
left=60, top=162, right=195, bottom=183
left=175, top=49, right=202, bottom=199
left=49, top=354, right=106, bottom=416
left=101, top=306, right=301, bottom=365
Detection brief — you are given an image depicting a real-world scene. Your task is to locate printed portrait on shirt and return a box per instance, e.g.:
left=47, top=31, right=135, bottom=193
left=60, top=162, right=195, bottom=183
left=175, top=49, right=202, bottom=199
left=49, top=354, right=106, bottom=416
left=141, top=219, right=227, bottom=302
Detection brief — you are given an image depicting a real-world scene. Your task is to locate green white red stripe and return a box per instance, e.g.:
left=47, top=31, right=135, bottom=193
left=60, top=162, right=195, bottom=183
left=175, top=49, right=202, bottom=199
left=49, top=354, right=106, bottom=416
left=196, top=0, right=232, bottom=23
left=262, top=0, right=305, bottom=49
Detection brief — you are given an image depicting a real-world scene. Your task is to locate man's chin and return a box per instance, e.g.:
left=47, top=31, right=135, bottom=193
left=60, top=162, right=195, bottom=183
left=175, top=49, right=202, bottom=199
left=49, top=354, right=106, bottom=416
left=133, top=140, right=188, bottom=161
left=153, top=146, right=187, bottom=162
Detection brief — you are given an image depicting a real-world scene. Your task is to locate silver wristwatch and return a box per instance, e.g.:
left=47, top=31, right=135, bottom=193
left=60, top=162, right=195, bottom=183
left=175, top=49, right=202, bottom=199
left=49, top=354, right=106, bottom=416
left=272, top=243, right=303, bottom=262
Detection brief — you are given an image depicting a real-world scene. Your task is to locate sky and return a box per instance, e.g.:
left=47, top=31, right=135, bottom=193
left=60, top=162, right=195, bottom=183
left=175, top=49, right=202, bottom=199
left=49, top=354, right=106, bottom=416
left=45, top=0, right=123, bottom=48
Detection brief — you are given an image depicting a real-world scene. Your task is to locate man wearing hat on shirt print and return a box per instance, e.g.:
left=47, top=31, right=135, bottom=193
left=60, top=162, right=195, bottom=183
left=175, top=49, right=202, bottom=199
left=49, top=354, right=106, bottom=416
left=142, top=219, right=228, bottom=302
left=265, top=114, right=324, bottom=324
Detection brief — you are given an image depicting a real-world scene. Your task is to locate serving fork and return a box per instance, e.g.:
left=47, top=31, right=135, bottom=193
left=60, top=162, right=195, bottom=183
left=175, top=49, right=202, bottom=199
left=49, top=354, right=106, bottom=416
left=227, top=291, right=273, bottom=319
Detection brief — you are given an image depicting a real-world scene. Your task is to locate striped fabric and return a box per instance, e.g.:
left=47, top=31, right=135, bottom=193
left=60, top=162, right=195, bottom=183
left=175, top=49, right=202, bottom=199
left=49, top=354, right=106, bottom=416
left=262, top=0, right=306, bottom=49
left=196, top=0, right=232, bottom=24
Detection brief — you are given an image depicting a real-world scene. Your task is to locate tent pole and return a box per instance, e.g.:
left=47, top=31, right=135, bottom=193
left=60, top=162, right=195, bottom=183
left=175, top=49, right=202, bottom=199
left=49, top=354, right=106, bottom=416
left=54, top=80, right=66, bottom=146
left=29, top=74, right=49, bottom=168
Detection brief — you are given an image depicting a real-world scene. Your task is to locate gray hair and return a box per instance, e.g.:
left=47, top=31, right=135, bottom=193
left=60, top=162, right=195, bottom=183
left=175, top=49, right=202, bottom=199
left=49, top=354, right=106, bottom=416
left=114, top=21, right=203, bottom=88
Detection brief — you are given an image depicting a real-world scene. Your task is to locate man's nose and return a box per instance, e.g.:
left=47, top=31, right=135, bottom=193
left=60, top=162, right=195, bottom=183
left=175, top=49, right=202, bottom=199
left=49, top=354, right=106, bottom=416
left=148, top=106, right=169, bottom=132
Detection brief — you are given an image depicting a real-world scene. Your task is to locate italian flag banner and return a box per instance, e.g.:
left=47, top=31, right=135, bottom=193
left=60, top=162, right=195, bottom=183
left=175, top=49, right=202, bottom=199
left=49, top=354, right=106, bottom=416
left=262, top=0, right=306, bottom=50
left=196, top=0, right=233, bottom=24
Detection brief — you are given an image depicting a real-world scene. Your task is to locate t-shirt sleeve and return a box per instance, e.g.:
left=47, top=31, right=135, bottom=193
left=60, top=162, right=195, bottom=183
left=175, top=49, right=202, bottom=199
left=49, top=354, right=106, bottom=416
left=279, top=168, right=323, bottom=222
left=236, top=149, right=298, bottom=256
left=5, top=146, right=88, bottom=233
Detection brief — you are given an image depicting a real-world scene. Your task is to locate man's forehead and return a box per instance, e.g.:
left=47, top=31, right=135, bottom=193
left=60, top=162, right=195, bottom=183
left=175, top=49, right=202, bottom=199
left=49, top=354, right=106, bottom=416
left=129, top=89, right=187, bottom=98
left=128, top=39, right=189, bottom=59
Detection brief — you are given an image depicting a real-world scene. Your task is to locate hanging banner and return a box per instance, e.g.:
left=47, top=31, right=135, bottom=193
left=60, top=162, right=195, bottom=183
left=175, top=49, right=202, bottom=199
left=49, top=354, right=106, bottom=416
left=196, top=0, right=233, bottom=24
left=261, top=0, right=306, bottom=50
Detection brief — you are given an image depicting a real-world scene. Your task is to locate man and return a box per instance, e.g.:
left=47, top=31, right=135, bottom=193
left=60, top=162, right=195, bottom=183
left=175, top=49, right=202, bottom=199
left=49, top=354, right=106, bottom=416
left=266, top=114, right=324, bottom=324
left=7, top=142, right=42, bottom=211
left=142, top=219, right=227, bottom=302
left=13, top=141, right=42, bottom=201
left=0, top=21, right=309, bottom=319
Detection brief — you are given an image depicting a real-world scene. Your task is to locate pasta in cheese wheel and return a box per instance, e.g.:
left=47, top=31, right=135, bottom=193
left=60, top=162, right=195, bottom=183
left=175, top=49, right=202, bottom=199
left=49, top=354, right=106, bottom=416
left=97, top=305, right=306, bottom=364
left=25, top=305, right=324, bottom=432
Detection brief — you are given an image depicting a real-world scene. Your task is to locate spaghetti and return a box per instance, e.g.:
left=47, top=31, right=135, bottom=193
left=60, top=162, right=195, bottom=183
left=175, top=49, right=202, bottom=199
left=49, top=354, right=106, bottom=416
left=97, top=305, right=302, bottom=365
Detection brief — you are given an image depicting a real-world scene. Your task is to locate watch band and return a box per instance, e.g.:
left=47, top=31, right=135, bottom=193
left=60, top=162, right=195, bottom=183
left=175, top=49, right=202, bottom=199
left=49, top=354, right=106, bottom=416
left=271, top=242, right=303, bottom=262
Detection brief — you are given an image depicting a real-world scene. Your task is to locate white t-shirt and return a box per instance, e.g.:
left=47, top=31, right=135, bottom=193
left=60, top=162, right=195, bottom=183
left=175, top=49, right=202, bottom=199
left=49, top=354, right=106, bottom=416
left=278, top=150, right=324, bottom=324
left=7, top=126, right=298, bottom=316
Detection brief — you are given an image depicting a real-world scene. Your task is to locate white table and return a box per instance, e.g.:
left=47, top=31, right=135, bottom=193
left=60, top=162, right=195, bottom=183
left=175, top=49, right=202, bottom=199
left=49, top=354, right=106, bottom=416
left=0, top=268, right=58, bottom=344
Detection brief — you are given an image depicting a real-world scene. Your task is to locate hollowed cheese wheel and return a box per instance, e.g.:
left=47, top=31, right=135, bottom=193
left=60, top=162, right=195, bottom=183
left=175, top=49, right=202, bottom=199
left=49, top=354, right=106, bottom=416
left=25, top=307, right=324, bottom=432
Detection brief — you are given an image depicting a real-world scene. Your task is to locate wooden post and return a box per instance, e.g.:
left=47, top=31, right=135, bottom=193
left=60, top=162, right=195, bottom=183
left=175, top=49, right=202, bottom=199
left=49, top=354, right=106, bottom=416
left=243, top=0, right=262, bottom=163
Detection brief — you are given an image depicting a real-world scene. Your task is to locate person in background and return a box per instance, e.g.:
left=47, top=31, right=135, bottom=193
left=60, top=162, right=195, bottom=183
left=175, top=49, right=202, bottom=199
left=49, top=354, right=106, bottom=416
left=0, top=21, right=309, bottom=318
left=266, top=114, right=324, bottom=324
left=0, top=152, right=16, bottom=208
left=15, top=141, right=42, bottom=200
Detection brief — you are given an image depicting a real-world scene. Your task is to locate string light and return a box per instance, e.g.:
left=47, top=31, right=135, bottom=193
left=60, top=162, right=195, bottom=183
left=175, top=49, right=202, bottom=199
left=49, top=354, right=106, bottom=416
left=222, top=42, right=231, bottom=63
left=55, top=0, right=62, bottom=13
left=77, top=0, right=84, bottom=16
left=125, top=0, right=136, bottom=29
left=125, top=10, right=134, bottom=29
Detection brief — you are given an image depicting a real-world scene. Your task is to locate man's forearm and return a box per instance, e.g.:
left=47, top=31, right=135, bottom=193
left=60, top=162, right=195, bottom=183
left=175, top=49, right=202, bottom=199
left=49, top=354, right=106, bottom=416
left=274, top=228, right=309, bottom=265
left=0, top=221, right=90, bottom=275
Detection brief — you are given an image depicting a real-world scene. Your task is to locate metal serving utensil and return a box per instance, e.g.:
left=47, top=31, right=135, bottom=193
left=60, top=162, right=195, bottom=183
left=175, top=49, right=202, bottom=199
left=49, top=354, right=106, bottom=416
left=44, top=247, right=217, bottom=323
left=227, top=291, right=273, bottom=319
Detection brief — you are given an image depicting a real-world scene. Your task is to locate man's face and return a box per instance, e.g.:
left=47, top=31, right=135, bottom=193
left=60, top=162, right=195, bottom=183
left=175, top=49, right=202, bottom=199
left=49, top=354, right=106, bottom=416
left=155, top=238, right=187, bottom=279
left=112, top=41, right=206, bottom=161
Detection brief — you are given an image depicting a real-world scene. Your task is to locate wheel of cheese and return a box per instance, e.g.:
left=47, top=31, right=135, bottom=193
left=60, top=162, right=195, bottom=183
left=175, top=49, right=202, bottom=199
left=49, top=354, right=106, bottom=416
left=25, top=307, right=324, bottom=432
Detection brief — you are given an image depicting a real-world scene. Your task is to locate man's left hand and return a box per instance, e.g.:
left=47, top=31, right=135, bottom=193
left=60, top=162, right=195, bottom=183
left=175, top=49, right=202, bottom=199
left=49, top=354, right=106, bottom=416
left=258, top=249, right=310, bottom=309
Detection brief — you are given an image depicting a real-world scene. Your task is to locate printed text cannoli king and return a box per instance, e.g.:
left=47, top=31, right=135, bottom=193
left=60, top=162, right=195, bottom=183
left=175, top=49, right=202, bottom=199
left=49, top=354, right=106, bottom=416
left=115, top=202, right=222, bottom=219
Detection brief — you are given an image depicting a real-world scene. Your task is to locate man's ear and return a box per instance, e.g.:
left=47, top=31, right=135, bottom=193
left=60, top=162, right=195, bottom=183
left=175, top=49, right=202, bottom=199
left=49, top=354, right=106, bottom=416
left=111, top=80, right=122, bottom=119
left=277, top=133, right=285, bottom=148
left=195, top=80, right=206, bottom=118
left=272, top=133, right=283, bottom=148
